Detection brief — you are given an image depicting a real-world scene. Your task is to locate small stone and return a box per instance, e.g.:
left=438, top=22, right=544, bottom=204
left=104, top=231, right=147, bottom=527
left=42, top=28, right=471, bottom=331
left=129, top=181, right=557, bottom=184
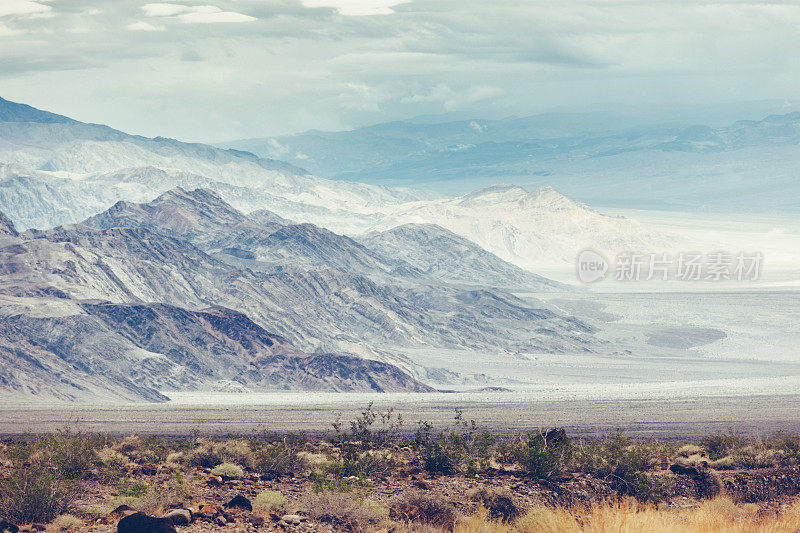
left=281, top=514, right=305, bottom=525
left=208, top=475, right=224, bottom=486
left=250, top=514, right=265, bottom=526
left=165, top=509, right=192, bottom=526
left=215, top=516, right=227, bottom=526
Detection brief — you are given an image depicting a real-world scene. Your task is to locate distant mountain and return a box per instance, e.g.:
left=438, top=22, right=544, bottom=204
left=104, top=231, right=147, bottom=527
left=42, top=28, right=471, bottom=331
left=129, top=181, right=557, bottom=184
left=364, top=185, right=666, bottom=270
left=222, top=112, right=800, bottom=212
left=0, top=96, right=428, bottom=231
left=0, top=96, right=78, bottom=124
left=84, top=187, right=421, bottom=280
left=359, top=223, right=564, bottom=291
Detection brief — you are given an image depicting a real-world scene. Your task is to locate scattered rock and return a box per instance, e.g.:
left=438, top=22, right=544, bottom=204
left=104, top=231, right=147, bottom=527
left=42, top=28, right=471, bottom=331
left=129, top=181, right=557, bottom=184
left=280, top=514, right=306, bottom=526
left=207, top=475, right=223, bottom=486
left=109, top=505, right=137, bottom=520
left=215, top=516, right=227, bottom=526
left=225, top=494, right=253, bottom=511
left=414, top=480, right=432, bottom=490
left=250, top=514, right=265, bottom=526
left=198, top=504, right=219, bottom=519
left=165, top=509, right=192, bottom=526
left=117, top=513, right=177, bottom=533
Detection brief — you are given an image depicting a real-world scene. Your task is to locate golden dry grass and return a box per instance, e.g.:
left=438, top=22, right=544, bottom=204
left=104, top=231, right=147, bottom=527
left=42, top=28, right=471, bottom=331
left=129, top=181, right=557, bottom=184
left=453, top=497, right=800, bottom=533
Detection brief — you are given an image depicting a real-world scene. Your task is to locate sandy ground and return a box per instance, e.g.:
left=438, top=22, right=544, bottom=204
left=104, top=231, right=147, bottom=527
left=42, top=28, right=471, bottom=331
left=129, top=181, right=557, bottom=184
left=3, top=393, right=800, bottom=437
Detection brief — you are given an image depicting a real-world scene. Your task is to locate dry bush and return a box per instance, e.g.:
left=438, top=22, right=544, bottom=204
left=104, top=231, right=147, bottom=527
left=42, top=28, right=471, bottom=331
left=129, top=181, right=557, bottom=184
left=0, top=463, right=76, bottom=523
left=113, top=435, right=145, bottom=455
left=185, top=438, right=254, bottom=469
left=677, top=444, right=703, bottom=457
left=252, top=490, right=287, bottom=515
left=51, top=514, right=84, bottom=531
left=309, top=493, right=388, bottom=532
left=210, top=462, right=243, bottom=479
left=466, top=487, right=521, bottom=522
left=390, top=492, right=458, bottom=531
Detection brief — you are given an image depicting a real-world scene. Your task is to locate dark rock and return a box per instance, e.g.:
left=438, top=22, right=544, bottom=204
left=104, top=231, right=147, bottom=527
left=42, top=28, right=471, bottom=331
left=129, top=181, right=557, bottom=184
left=0, top=519, right=19, bottom=533
left=117, top=513, right=177, bottom=533
left=109, top=505, right=137, bottom=520
left=225, top=494, right=253, bottom=511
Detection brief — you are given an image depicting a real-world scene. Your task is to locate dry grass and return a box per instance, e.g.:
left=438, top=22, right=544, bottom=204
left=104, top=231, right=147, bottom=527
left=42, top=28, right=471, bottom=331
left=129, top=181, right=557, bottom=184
left=451, top=497, right=800, bottom=533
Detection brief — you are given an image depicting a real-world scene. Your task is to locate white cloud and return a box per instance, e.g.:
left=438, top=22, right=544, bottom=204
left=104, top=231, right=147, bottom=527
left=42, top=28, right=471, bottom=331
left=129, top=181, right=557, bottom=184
left=0, top=22, right=21, bottom=36
left=141, top=3, right=256, bottom=23
left=126, top=21, right=165, bottom=31
left=301, top=0, right=410, bottom=16
left=0, top=0, right=51, bottom=17
left=178, top=7, right=256, bottom=23
left=141, top=3, right=188, bottom=17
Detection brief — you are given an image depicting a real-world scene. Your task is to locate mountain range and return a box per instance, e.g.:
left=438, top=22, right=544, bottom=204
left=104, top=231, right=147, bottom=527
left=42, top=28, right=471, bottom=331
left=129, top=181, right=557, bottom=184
left=222, top=112, right=800, bottom=212
left=0, top=96, right=706, bottom=402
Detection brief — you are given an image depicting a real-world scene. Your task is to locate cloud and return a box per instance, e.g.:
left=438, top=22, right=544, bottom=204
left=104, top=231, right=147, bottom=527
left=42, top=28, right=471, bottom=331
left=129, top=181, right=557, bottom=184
left=141, top=3, right=187, bottom=17
left=301, top=0, right=410, bottom=16
left=141, top=3, right=256, bottom=23
left=126, top=20, right=165, bottom=31
left=0, top=0, right=52, bottom=17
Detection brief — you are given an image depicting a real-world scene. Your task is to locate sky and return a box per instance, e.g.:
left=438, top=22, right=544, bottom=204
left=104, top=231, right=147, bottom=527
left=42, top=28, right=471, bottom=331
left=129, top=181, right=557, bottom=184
left=1, top=0, right=799, bottom=142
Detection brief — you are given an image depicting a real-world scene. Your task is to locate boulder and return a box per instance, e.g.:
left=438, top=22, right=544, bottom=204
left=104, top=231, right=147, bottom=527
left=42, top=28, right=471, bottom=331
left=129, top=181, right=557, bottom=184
left=165, top=509, right=192, bottom=526
left=224, top=494, right=253, bottom=511
left=117, top=513, right=177, bottom=533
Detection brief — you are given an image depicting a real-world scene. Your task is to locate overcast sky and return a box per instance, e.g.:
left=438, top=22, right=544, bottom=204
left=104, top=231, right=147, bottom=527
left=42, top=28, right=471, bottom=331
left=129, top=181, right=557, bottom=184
left=1, top=0, right=799, bottom=142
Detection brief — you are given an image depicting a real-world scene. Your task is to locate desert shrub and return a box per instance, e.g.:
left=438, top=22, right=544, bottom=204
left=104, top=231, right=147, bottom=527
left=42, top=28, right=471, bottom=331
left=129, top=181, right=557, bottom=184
left=0, top=462, right=76, bottom=523
left=253, top=439, right=308, bottom=475
left=466, top=487, right=521, bottom=522
left=701, top=430, right=749, bottom=461
left=512, top=429, right=572, bottom=479
left=331, top=402, right=403, bottom=449
left=51, top=514, right=84, bottom=531
left=574, top=431, right=673, bottom=502
left=310, top=493, right=388, bottom=532
left=677, top=443, right=703, bottom=457
left=185, top=438, right=254, bottom=469
left=211, top=462, right=244, bottom=479
left=252, top=490, right=287, bottom=515
left=390, top=492, right=458, bottom=531
left=733, top=444, right=783, bottom=469
left=326, top=444, right=394, bottom=479
left=113, top=435, right=144, bottom=455
left=117, top=477, right=150, bottom=497
left=414, top=410, right=494, bottom=474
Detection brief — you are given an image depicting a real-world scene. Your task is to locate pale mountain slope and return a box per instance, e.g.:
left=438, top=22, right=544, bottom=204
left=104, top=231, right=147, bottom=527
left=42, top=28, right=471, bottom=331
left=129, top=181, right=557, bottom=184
left=359, top=223, right=565, bottom=291
left=366, top=185, right=667, bottom=270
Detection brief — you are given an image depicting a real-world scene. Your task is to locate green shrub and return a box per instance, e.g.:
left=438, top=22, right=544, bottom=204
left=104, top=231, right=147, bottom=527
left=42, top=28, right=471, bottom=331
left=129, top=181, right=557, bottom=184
left=117, top=478, right=149, bottom=497
left=0, top=462, right=76, bottom=523
left=512, top=429, right=572, bottom=479
left=253, top=440, right=308, bottom=475
left=253, top=490, right=287, bottom=515
left=701, top=430, right=749, bottom=461
left=574, top=431, right=673, bottom=502
left=414, top=411, right=494, bottom=474
left=211, top=462, right=244, bottom=479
